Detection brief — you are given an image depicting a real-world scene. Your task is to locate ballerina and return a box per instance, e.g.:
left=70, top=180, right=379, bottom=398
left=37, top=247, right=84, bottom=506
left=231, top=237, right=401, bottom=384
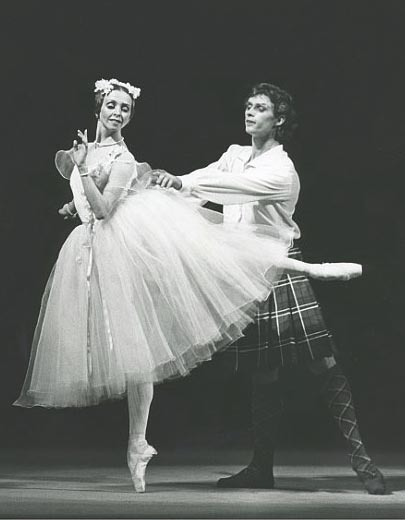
left=14, top=78, right=362, bottom=493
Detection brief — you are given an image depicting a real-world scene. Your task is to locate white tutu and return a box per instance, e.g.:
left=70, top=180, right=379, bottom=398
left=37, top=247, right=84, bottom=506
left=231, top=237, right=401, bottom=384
left=15, top=154, right=287, bottom=408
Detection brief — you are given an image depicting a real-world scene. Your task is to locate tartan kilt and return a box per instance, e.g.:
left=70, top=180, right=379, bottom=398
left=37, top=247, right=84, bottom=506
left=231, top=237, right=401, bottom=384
left=219, top=247, right=336, bottom=373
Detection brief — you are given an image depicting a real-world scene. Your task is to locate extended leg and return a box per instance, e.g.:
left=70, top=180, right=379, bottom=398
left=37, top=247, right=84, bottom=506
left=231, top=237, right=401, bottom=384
left=280, top=257, right=362, bottom=281
left=313, top=362, right=386, bottom=494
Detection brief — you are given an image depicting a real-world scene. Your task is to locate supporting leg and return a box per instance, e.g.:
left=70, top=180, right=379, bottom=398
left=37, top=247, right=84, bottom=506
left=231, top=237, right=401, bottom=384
left=217, top=369, right=281, bottom=489
left=126, top=381, right=157, bottom=493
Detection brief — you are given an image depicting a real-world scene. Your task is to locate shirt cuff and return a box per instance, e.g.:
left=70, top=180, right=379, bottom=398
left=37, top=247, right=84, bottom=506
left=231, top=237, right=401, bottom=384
left=180, top=176, right=194, bottom=195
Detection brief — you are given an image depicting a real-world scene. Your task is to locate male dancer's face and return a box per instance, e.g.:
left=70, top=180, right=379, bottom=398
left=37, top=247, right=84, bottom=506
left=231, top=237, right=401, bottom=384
left=245, top=94, right=280, bottom=139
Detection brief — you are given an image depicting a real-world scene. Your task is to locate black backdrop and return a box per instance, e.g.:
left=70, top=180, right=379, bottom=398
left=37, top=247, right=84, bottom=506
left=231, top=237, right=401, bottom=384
left=1, top=0, right=405, bottom=453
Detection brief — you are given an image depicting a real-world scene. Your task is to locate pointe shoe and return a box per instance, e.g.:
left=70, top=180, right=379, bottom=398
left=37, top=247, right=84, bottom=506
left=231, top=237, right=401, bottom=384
left=127, top=443, right=157, bottom=493
left=308, top=263, right=363, bottom=281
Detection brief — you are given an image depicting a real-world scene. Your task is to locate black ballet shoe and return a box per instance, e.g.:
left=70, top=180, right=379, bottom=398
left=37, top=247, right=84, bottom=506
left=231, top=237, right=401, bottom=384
left=217, top=466, right=275, bottom=489
left=355, top=463, right=386, bottom=495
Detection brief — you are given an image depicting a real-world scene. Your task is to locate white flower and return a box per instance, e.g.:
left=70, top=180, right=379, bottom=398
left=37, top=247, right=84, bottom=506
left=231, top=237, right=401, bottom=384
left=94, top=78, right=141, bottom=101
left=94, top=79, right=113, bottom=95
left=128, top=85, right=141, bottom=99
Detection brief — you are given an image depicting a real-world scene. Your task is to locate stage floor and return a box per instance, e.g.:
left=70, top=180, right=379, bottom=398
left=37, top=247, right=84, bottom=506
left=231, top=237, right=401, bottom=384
left=0, top=448, right=404, bottom=519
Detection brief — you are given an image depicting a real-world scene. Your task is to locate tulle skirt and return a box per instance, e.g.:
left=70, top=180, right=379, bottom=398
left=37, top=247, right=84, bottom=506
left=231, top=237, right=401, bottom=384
left=14, top=187, right=287, bottom=407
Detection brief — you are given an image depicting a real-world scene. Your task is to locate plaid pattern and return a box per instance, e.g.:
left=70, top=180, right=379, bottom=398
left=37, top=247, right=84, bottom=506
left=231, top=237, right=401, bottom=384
left=221, top=247, right=335, bottom=372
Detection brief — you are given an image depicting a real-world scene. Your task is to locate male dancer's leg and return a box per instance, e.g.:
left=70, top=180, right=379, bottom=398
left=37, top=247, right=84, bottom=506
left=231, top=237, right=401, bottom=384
left=309, top=357, right=386, bottom=494
left=217, top=368, right=281, bottom=488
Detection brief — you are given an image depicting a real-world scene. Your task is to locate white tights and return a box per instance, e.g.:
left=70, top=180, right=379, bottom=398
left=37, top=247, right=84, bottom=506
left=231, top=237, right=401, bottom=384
left=127, top=381, right=154, bottom=450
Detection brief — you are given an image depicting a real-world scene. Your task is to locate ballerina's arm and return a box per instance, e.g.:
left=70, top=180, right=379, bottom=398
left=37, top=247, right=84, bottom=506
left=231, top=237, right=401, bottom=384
left=80, top=159, right=135, bottom=219
left=72, top=130, right=135, bottom=219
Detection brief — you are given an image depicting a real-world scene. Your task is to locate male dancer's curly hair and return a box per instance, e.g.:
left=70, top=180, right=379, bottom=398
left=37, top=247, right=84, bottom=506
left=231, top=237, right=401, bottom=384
left=246, top=83, right=298, bottom=143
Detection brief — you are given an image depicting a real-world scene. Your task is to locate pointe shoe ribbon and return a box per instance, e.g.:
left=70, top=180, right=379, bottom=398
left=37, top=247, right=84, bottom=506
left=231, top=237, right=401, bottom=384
left=127, top=443, right=157, bottom=493
left=309, top=263, right=363, bottom=281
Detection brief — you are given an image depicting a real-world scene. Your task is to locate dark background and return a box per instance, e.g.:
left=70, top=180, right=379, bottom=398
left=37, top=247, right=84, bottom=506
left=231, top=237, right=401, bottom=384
left=1, top=0, right=405, bottom=455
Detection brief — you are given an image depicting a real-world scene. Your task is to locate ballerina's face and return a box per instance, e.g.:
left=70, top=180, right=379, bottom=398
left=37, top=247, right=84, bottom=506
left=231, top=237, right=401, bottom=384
left=99, top=89, right=133, bottom=134
left=244, top=94, right=283, bottom=139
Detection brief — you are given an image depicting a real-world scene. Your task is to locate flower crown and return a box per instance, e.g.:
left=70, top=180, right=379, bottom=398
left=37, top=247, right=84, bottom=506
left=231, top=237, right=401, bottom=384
left=94, top=78, right=141, bottom=100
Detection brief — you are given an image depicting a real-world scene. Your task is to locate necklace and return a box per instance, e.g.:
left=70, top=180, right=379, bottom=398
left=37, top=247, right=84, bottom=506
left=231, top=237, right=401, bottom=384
left=94, top=137, right=125, bottom=148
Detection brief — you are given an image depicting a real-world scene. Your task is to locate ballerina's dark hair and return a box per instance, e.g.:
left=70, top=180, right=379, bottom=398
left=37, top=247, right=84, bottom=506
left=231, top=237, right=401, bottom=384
left=246, top=83, right=298, bottom=143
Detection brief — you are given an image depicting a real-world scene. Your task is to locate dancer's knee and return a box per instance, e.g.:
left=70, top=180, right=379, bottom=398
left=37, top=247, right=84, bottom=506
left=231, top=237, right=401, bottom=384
left=307, top=356, right=336, bottom=375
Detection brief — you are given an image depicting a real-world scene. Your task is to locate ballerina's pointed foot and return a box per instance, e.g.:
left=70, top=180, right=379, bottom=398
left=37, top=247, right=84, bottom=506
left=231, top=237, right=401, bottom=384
left=309, top=262, right=363, bottom=281
left=127, top=443, right=158, bottom=493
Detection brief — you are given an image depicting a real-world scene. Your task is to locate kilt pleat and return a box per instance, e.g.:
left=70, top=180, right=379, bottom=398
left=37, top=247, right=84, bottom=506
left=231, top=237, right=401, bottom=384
left=221, top=247, right=335, bottom=372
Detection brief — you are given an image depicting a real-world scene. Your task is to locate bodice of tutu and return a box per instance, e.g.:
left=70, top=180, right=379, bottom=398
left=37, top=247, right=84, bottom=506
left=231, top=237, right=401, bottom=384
left=15, top=145, right=288, bottom=407
left=70, top=142, right=136, bottom=223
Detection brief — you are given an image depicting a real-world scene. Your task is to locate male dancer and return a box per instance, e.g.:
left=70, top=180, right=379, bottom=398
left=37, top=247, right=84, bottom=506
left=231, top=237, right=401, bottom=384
left=153, top=83, right=386, bottom=495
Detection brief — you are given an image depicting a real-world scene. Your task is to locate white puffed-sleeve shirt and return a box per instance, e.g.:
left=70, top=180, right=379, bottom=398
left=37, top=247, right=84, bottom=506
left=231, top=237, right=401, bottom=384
left=181, top=144, right=301, bottom=246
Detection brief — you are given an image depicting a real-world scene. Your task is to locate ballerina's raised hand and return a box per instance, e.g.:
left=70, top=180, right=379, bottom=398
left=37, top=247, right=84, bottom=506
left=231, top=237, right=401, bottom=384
left=72, top=129, right=89, bottom=170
